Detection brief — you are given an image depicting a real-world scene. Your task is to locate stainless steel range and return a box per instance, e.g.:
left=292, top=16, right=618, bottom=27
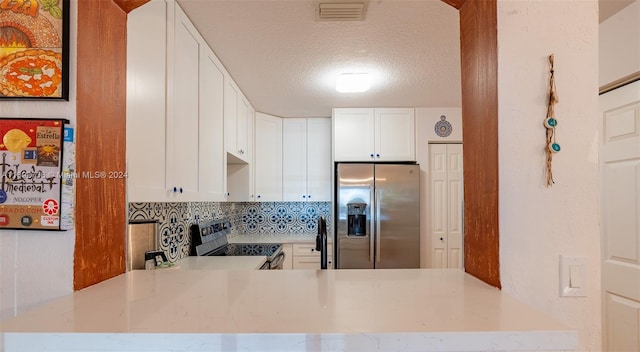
left=190, top=219, right=285, bottom=270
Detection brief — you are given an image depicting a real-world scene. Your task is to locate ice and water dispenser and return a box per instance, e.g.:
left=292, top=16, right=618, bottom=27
left=347, top=202, right=367, bottom=236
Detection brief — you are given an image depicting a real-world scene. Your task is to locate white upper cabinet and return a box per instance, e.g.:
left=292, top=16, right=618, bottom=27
left=254, top=112, right=283, bottom=201
left=374, top=108, right=416, bottom=161
left=199, top=45, right=227, bottom=201
left=126, top=0, right=168, bottom=202
left=166, top=3, right=201, bottom=199
left=127, top=0, right=228, bottom=202
left=225, top=85, right=254, bottom=201
left=224, top=78, right=251, bottom=164
left=237, top=96, right=250, bottom=161
left=283, top=118, right=332, bottom=201
left=306, top=118, right=332, bottom=200
left=224, top=78, right=238, bottom=159
left=282, top=118, right=307, bottom=200
left=333, top=108, right=415, bottom=162
left=333, top=108, right=375, bottom=161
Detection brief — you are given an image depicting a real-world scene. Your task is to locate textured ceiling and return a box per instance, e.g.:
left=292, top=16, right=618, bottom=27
left=175, top=0, right=632, bottom=118
left=177, top=0, right=461, bottom=118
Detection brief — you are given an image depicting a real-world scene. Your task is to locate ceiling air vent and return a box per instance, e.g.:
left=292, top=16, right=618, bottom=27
left=317, top=2, right=367, bottom=21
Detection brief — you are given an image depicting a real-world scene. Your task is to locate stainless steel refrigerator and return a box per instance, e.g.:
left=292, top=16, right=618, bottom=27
left=335, top=163, right=420, bottom=269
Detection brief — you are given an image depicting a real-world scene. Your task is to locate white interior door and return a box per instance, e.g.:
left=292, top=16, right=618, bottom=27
left=446, top=144, right=463, bottom=269
left=600, top=80, right=640, bottom=352
left=429, top=143, right=463, bottom=269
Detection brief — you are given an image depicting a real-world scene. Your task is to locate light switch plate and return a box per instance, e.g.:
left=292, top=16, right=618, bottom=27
left=559, top=255, right=587, bottom=297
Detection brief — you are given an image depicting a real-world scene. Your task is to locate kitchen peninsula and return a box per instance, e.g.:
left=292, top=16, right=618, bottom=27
left=0, top=269, right=576, bottom=352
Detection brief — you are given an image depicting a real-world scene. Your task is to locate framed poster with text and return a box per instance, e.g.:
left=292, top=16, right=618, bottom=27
left=0, top=118, right=71, bottom=230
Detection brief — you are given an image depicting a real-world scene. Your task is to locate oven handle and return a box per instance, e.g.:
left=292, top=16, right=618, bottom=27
left=268, top=252, right=286, bottom=270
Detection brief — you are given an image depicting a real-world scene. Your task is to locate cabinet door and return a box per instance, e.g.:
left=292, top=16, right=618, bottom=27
left=247, top=106, right=255, bottom=200
left=168, top=5, right=200, bottom=198
left=375, top=108, right=415, bottom=161
left=306, top=118, right=332, bottom=201
left=254, top=112, right=282, bottom=201
left=226, top=101, right=253, bottom=202
left=237, top=96, right=250, bottom=160
left=126, top=0, right=168, bottom=202
left=292, top=243, right=334, bottom=269
left=224, top=78, right=238, bottom=158
left=293, top=257, right=334, bottom=269
left=282, top=118, right=307, bottom=201
left=224, top=81, right=250, bottom=163
left=333, top=108, right=375, bottom=161
left=199, top=46, right=226, bottom=201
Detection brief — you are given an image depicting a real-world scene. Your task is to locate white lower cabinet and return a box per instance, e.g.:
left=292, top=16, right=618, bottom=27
left=292, top=243, right=333, bottom=270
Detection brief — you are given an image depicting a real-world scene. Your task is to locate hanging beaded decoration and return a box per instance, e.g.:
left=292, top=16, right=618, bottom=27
left=544, top=54, right=560, bottom=187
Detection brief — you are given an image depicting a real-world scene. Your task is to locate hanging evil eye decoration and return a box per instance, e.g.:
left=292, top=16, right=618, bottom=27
left=544, top=117, right=557, bottom=129
left=548, top=142, right=561, bottom=153
left=434, top=115, right=452, bottom=137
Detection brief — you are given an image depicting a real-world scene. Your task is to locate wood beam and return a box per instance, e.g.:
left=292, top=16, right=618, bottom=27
left=74, top=0, right=128, bottom=290
left=458, top=0, right=500, bottom=288
left=441, top=0, right=467, bottom=10
left=113, top=0, right=150, bottom=13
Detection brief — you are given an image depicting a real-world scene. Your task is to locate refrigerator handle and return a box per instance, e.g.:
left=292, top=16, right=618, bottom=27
left=369, top=185, right=375, bottom=263
left=375, top=188, right=381, bottom=263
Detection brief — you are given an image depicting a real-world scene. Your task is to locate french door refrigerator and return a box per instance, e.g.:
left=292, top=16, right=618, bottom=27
left=335, top=163, right=420, bottom=269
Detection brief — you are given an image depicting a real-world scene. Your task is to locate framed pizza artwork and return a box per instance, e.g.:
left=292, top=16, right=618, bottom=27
left=0, top=0, right=69, bottom=100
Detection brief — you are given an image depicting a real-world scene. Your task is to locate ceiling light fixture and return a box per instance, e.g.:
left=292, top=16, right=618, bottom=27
left=336, top=73, right=371, bottom=93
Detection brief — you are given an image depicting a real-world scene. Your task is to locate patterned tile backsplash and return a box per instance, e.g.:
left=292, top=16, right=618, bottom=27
left=128, top=201, right=331, bottom=262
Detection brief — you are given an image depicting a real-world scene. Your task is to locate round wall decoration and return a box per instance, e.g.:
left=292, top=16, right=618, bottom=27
left=434, top=115, right=452, bottom=137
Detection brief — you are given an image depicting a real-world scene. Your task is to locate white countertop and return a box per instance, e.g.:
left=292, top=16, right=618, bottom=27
left=170, top=256, right=267, bottom=270
left=0, top=269, right=576, bottom=352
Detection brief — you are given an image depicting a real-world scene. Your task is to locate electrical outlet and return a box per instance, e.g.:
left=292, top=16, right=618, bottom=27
left=559, top=256, right=587, bottom=297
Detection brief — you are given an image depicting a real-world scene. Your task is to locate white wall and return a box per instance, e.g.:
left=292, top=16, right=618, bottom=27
left=415, top=107, right=462, bottom=267
left=498, top=0, right=601, bottom=350
left=0, top=1, right=77, bottom=321
left=599, top=0, right=640, bottom=87
left=415, top=107, right=463, bottom=143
